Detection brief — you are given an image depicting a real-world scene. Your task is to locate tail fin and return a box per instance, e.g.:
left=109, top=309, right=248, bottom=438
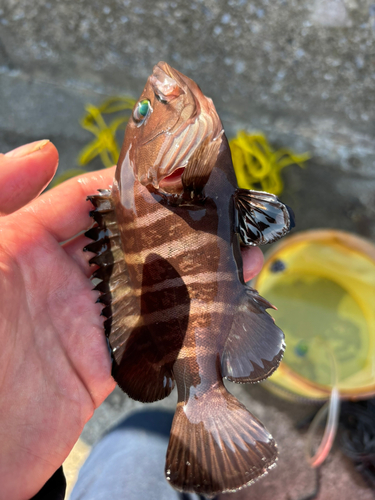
left=165, top=383, right=277, bottom=497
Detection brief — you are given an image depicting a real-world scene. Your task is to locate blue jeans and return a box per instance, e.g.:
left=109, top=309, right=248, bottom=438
left=70, top=410, right=211, bottom=500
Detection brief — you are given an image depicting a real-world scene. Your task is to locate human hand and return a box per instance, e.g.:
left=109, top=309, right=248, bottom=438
left=0, top=140, right=263, bottom=500
left=0, top=141, right=116, bottom=500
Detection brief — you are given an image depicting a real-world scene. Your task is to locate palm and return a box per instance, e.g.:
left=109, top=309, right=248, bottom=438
left=0, top=145, right=116, bottom=500
left=1, top=224, right=100, bottom=473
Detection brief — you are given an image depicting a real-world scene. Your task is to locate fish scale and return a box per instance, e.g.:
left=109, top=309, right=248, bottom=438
left=85, top=61, right=295, bottom=497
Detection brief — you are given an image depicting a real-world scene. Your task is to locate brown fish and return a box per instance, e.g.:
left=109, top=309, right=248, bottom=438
left=85, top=62, right=295, bottom=497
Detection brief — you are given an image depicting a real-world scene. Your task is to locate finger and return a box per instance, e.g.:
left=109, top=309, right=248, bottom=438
left=0, top=140, right=59, bottom=215
left=63, top=233, right=98, bottom=277
left=242, top=246, right=264, bottom=282
left=25, top=166, right=115, bottom=243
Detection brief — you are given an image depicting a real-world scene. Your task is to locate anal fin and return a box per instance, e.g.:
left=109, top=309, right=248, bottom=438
left=221, top=286, right=285, bottom=383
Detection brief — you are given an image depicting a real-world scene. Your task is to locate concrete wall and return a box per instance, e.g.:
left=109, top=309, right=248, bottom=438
left=1, top=0, right=374, bottom=237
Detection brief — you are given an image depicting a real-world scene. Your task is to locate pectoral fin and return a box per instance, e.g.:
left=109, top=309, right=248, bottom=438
left=234, top=189, right=295, bottom=246
left=221, top=287, right=285, bottom=383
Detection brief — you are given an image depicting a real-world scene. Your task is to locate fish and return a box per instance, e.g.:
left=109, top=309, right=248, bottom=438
left=84, top=61, right=295, bottom=497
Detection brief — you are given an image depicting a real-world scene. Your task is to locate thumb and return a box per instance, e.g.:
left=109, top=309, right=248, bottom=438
left=0, top=140, right=59, bottom=215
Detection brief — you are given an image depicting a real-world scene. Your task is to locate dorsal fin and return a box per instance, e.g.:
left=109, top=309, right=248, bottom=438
left=84, top=189, right=134, bottom=341
left=84, top=191, right=177, bottom=402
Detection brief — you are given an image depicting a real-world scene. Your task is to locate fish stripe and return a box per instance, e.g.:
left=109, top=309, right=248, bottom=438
left=124, top=232, right=220, bottom=264
left=118, top=301, right=232, bottom=328
left=123, top=217, right=205, bottom=254
left=108, top=276, right=237, bottom=312
left=108, top=271, right=236, bottom=298
left=121, top=203, right=174, bottom=230
left=143, top=271, right=235, bottom=292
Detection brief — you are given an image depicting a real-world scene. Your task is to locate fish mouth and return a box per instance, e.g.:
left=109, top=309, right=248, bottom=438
left=159, top=166, right=185, bottom=193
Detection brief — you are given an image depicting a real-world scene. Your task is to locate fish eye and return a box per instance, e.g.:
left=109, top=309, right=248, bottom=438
left=133, top=99, right=152, bottom=124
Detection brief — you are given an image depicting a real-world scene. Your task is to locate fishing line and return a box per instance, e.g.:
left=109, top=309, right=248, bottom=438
left=305, top=341, right=340, bottom=468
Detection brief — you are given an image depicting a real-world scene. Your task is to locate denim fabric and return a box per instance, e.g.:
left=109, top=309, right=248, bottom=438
left=70, top=410, right=211, bottom=500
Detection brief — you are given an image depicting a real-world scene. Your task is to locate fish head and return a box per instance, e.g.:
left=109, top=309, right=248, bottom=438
left=117, top=61, right=224, bottom=196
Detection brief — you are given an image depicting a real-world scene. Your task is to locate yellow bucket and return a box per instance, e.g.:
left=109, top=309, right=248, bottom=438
left=254, top=230, right=375, bottom=401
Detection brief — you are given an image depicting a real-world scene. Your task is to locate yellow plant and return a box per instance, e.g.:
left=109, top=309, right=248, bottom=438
left=78, top=96, right=135, bottom=168
left=230, top=131, right=310, bottom=195
left=53, top=96, right=310, bottom=195
left=52, top=96, right=135, bottom=186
